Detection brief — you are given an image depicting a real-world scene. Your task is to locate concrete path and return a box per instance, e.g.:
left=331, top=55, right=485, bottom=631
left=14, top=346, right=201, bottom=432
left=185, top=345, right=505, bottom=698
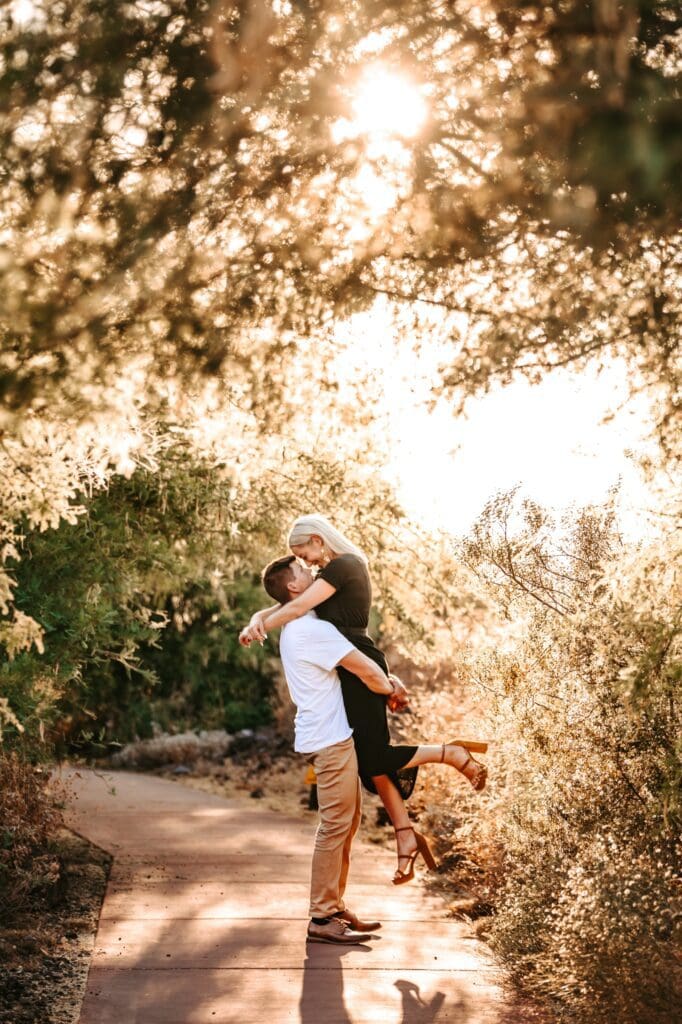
left=58, top=765, right=512, bottom=1024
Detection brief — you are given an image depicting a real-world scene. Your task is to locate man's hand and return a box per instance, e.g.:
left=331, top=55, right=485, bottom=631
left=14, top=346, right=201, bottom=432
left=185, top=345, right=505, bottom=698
left=387, top=674, right=410, bottom=712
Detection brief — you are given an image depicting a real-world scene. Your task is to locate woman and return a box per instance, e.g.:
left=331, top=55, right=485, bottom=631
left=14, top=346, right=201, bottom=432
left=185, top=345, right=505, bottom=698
left=239, top=514, right=488, bottom=885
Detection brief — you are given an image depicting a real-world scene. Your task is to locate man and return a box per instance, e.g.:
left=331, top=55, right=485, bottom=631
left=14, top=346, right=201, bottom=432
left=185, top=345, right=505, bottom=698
left=251, top=554, right=404, bottom=945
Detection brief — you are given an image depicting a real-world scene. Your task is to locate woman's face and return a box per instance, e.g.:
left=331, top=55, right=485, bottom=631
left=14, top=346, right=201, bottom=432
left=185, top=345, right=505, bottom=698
left=291, top=535, right=326, bottom=567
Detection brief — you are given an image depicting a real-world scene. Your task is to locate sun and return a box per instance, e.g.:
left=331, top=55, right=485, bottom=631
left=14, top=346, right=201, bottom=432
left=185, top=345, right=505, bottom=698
left=333, top=66, right=428, bottom=143
left=9, top=0, right=41, bottom=25
left=352, top=67, right=428, bottom=138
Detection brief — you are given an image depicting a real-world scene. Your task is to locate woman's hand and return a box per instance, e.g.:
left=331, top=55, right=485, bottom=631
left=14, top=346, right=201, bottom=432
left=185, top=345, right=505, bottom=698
left=239, top=615, right=267, bottom=647
left=387, top=674, right=410, bottom=712
left=238, top=627, right=257, bottom=647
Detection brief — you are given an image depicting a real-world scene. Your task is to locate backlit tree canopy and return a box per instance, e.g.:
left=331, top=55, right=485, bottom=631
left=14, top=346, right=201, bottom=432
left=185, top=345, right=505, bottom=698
left=1, top=0, right=680, bottom=424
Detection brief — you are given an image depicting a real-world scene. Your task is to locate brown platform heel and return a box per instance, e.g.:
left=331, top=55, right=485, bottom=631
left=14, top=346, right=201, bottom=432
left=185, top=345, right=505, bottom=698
left=441, top=743, right=488, bottom=792
left=449, top=738, right=489, bottom=754
left=392, top=826, right=438, bottom=885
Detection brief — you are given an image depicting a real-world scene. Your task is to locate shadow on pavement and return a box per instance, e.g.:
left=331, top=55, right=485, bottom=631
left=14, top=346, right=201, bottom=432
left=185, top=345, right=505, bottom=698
left=299, top=944, right=472, bottom=1024
left=299, top=943, right=372, bottom=1023
left=395, top=978, right=450, bottom=1023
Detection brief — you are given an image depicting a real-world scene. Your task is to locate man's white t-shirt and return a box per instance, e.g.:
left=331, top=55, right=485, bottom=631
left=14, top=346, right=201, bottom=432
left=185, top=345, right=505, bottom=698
left=278, top=612, right=355, bottom=754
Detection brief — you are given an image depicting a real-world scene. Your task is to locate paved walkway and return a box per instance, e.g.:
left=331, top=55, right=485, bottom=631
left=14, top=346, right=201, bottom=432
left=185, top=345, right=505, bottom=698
left=58, top=765, right=512, bottom=1024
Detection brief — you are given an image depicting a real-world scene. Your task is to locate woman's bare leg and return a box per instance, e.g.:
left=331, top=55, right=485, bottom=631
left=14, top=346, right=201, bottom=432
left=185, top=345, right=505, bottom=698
left=371, top=744, right=487, bottom=879
left=402, top=743, right=482, bottom=784
left=372, top=774, right=417, bottom=866
left=372, top=774, right=410, bottom=828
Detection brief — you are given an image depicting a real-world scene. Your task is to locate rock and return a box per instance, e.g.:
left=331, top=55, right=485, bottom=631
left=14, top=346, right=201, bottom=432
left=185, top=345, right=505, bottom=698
left=448, top=897, right=495, bottom=920
left=249, top=787, right=264, bottom=799
left=172, top=764, right=191, bottom=775
left=110, top=729, right=234, bottom=769
left=230, top=729, right=257, bottom=753
left=254, top=727, right=277, bottom=746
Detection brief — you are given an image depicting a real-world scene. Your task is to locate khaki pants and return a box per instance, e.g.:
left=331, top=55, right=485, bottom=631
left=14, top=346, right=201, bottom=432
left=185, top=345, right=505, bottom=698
left=304, top=735, right=362, bottom=918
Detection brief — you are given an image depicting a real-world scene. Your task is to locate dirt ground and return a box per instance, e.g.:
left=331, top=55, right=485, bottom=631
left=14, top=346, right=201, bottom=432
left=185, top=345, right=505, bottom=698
left=0, top=827, right=111, bottom=1024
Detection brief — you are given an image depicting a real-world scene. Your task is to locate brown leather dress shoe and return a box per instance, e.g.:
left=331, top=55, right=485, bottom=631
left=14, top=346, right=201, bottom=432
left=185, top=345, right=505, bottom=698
left=334, top=908, right=381, bottom=932
left=307, top=918, right=368, bottom=945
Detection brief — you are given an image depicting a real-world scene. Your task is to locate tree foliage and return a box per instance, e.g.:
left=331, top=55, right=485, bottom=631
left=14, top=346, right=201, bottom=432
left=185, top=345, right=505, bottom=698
left=1, top=0, right=679, bottom=647
left=2, top=442, right=276, bottom=753
left=1, top=428, right=478, bottom=752
left=1, top=0, right=680, bottom=422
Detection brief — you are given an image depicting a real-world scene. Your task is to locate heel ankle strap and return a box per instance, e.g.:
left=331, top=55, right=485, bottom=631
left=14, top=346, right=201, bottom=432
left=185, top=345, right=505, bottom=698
left=394, top=826, right=414, bottom=834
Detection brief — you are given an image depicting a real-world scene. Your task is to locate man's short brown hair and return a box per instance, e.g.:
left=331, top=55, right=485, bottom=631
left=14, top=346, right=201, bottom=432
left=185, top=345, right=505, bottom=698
left=262, top=554, right=297, bottom=605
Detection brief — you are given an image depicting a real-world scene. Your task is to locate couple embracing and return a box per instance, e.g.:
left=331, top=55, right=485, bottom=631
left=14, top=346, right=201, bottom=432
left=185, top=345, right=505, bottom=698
left=239, top=514, right=488, bottom=945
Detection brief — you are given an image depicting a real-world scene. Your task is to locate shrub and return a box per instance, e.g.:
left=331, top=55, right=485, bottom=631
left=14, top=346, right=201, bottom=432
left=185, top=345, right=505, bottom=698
left=0, top=752, right=62, bottom=922
left=457, top=492, right=682, bottom=1023
left=1, top=452, right=279, bottom=755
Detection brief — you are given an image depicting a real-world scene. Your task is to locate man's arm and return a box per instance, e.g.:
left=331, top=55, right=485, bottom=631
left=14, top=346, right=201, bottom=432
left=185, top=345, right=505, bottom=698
left=337, top=649, right=394, bottom=696
left=287, top=618, right=406, bottom=703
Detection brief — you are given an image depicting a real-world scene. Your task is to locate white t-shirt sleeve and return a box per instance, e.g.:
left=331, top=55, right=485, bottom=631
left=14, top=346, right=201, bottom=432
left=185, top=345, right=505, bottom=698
left=297, top=618, right=354, bottom=672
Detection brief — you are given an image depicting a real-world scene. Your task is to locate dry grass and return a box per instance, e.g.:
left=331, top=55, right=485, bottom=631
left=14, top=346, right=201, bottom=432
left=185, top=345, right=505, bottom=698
left=0, top=752, right=65, bottom=921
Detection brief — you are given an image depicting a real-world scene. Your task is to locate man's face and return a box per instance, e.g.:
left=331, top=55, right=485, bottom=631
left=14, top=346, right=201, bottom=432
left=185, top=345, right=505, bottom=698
left=289, top=561, right=314, bottom=596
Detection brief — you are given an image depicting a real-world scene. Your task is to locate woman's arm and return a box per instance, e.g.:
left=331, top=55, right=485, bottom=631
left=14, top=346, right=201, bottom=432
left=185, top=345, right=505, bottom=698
left=238, top=603, right=281, bottom=647
left=253, top=603, right=280, bottom=619
left=240, top=579, right=337, bottom=644
left=260, top=579, right=336, bottom=632
left=248, top=603, right=280, bottom=628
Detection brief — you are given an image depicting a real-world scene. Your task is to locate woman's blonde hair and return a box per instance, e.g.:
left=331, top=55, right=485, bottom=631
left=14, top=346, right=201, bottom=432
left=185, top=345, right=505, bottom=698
left=287, top=514, right=368, bottom=564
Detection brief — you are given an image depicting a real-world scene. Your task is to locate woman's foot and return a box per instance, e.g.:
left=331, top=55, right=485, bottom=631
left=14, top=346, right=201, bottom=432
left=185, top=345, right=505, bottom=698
left=441, top=743, right=488, bottom=792
left=392, top=826, right=437, bottom=885
left=393, top=825, right=419, bottom=884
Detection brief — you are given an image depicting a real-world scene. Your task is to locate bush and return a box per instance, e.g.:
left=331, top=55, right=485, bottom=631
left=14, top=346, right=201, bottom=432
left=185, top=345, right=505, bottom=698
left=1, top=449, right=279, bottom=755
left=0, top=752, right=62, bottom=922
left=458, top=492, right=682, bottom=1023
left=141, top=578, right=276, bottom=736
